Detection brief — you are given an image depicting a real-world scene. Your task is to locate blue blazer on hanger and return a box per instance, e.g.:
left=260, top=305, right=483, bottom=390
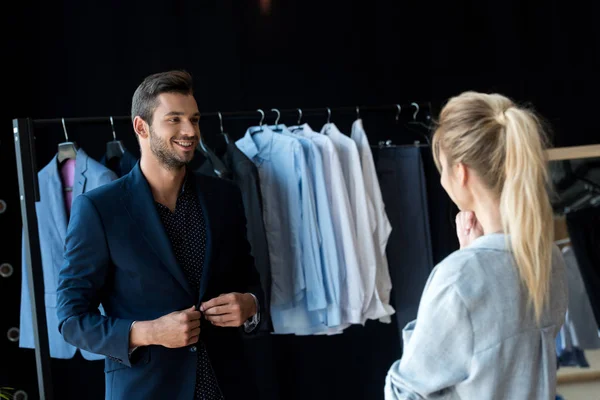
left=56, top=162, right=264, bottom=400
left=20, top=148, right=117, bottom=360
left=100, top=148, right=139, bottom=178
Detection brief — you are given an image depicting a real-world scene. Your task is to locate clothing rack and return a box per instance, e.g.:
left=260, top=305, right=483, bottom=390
left=12, top=101, right=431, bottom=400
left=31, top=102, right=433, bottom=126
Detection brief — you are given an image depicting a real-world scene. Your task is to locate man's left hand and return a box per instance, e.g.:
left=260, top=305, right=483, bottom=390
left=200, top=293, right=257, bottom=327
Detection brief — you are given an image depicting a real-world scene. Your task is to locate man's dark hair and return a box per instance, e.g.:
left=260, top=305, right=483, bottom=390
left=131, top=70, right=193, bottom=125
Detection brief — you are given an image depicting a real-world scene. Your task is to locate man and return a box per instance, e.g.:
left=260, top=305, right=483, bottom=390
left=56, top=70, right=264, bottom=400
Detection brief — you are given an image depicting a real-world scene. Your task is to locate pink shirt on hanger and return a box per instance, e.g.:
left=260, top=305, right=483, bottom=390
left=60, top=159, right=76, bottom=216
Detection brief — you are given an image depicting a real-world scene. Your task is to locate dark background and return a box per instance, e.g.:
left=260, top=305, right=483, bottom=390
left=1, top=0, right=598, bottom=399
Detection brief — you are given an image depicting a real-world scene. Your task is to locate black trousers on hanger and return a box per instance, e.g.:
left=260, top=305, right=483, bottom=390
left=419, top=147, right=459, bottom=265
left=374, top=146, right=435, bottom=343
left=566, top=206, right=600, bottom=330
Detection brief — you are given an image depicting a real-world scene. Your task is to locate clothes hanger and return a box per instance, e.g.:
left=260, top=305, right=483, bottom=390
left=392, top=103, right=431, bottom=146
left=217, top=112, right=231, bottom=144
left=356, top=105, right=360, bottom=120
left=321, top=107, right=332, bottom=134
left=406, top=102, right=432, bottom=145
left=57, top=118, right=78, bottom=164
left=269, top=108, right=284, bottom=132
left=290, top=108, right=304, bottom=132
left=196, top=117, right=230, bottom=179
left=106, top=116, right=126, bottom=161
left=377, top=104, right=402, bottom=148
left=250, top=109, right=266, bottom=135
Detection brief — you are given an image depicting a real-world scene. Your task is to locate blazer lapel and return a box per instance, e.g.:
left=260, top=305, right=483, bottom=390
left=122, top=163, right=195, bottom=299
left=46, top=156, right=69, bottom=243
left=195, top=175, right=215, bottom=302
left=73, top=148, right=88, bottom=199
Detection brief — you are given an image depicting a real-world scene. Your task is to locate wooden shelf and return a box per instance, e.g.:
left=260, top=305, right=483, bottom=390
left=547, top=144, right=600, bottom=161
left=557, top=350, right=600, bottom=385
left=557, top=370, right=600, bottom=385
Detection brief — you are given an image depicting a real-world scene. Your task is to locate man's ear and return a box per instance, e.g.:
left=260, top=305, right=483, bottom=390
left=133, top=116, right=149, bottom=140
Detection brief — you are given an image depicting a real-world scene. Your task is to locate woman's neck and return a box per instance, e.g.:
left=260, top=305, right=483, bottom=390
left=472, top=193, right=504, bottom=235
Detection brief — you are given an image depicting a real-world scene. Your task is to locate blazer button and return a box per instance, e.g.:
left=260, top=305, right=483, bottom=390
left=189, top=346, right=197, bottom=353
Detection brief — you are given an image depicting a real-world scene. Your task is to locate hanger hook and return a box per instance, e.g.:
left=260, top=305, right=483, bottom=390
left=411, top=102, right=419, bottom=120
left=109, top=116, right=116, bottom=140
left=61, top=118, right=69, bottom=141
left=356, top=106, right=360, bottom=120
left=271, top=108, right=281, bottom=125
left=395, top=104, right=401, bottom=122
left=326, top=107, right=331, bottom=124
left=297, top=108, right=303, bottom=125
left=218, top=112, right=224, bottom=134
left=257, top=109, right=265, bottom=125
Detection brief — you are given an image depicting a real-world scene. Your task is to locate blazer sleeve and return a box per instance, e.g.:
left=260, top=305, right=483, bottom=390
left=56, top=194, right=135, bottom=367
left=232, top=186, right=267, bottom=333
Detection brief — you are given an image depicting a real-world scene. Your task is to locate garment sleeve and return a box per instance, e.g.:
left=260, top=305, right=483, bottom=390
left=327, top=145, right=364, bottom=322
left=295, top=144, right=326, bottom=312
left=384, top=281, right=473, bottom=399
left=56, top=194, right=135, bottom=367
left=19, top=230, right=34, bottom=349
left=346, top=144, right=378, bottom=315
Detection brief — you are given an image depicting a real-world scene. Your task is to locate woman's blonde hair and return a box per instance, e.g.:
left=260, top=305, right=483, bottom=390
left=432, top=91, right=554, bottom=324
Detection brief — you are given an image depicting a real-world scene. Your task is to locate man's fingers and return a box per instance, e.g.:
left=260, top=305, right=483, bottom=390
left=212, top=320, right=241, bottom=328
left=205, top=314, right=235, bottom=324
left=203, top=305, right=230, bottom=316
left=200, top=295, right=230, bottom=312
left=187, top=335, right=199, bottom=345
left=181, top=310, right=202, bottom=321
left=187, top=319, right=201, bottom=330
left=188, top=327, right=201, bottom=337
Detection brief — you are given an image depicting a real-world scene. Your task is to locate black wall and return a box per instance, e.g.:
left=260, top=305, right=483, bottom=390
left=1, top=1, right=598, bottom=399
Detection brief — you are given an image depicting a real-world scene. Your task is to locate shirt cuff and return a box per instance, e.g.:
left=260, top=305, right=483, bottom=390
left=243, top=293, right=260, bottom=333
left=129, top=321, right=139, bottom=358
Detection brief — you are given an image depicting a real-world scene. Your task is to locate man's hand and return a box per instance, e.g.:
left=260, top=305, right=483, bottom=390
left=456, top=211, right=484, bottom=249
left=200, top=293, right=257, bottom=327
left=130, top=305, right=201, bottom=349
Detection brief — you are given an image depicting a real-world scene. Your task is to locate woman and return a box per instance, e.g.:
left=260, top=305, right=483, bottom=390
left=384, top=92, right=568, bottom=399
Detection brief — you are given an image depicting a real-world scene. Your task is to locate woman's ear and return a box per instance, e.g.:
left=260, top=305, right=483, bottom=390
left=455, top=162, right=469, bottom=187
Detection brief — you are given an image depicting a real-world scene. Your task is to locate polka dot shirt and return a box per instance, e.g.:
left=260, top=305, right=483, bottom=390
left=155, top=176, right=224, bottom=400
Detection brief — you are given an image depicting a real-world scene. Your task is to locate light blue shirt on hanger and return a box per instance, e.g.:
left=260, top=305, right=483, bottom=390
left=266, top=124, right=343, bottom=334
left=236, top=126, right=325, bottom=331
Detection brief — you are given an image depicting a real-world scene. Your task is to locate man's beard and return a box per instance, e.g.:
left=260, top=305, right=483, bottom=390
left=149, top=125, right=192, bottom=171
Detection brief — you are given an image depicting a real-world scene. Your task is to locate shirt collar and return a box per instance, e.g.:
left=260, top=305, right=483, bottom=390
left=468, top=233, right=509, bottom=251
left=321, top=122, right=344, bottom=137
left=180, top=169, right=194, bottom=195
left=237, top=126, right=276, bottom=162
left=154, top=169, right=193, bottom=210
left=288, top=123, right=316, bottom=136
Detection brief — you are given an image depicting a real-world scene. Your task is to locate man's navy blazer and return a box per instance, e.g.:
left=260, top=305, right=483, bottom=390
left=57, top=162, right=264, bottom=399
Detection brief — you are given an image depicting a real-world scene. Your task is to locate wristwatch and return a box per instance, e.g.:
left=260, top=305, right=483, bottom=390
left=243, top=293, right=260, bottom=333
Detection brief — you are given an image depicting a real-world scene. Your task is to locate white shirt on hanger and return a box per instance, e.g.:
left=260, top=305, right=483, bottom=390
left=351, top=119, right=395, bottom=323
left=294, top=124, right=366, bottom=329
left=321, top=122, right=386, bottom=324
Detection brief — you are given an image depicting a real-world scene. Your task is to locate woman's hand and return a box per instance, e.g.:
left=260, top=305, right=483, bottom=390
left=456, top=211, right=484, bottom=249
